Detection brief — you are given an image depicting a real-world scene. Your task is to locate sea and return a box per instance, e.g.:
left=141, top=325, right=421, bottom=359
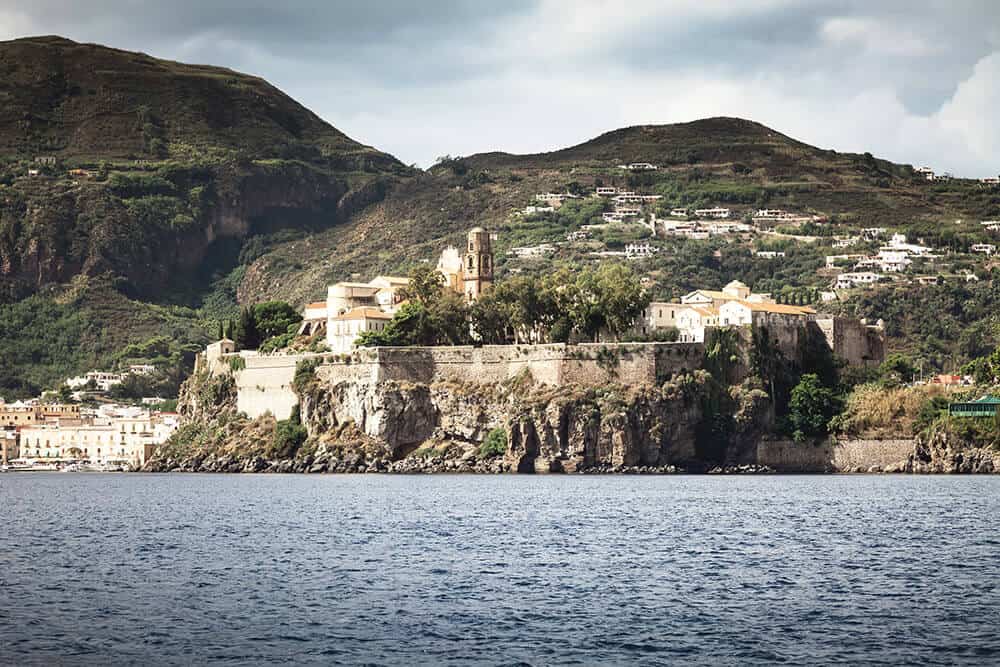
left=1, top=473, right=999, bottom=666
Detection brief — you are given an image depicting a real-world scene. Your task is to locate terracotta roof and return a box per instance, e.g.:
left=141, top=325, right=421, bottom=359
left=331, top=307, right=393, bottom=321
left=304, top=301, right=327, bottom=310
left=685, top=305, right=719, bottom=317
left=728, top=300, right=815, bottom=316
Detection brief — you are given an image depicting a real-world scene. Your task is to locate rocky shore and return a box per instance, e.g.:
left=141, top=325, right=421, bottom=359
left=145, top=366, right=998, bottom=475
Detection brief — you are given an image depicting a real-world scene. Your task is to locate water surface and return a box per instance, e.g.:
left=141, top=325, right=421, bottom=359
left=2, top=474, right=999, bottom=665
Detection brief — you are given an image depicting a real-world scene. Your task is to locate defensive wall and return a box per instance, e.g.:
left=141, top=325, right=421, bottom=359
left=757, top=438, right=916, bottom=472
left=203, top=342, right=705, bottom=420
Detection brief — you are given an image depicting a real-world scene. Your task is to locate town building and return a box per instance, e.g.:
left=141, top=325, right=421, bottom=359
left=65, top=371, right=126, bottom=392
left=17, top=412, right=176, bottom=468
left=971, top=243, right=996, bottom=255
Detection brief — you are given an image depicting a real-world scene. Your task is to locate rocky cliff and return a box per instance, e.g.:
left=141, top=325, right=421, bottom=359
left=146, top=368, right=771, bottom=474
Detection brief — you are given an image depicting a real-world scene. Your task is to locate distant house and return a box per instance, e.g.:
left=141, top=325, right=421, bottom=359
left=834, top=272, right=883, bottom=289
left=625, top=242, right=657, bottom=258
left=669, top=208, right=689, bottom=218
left=34, top=156, right=56, bottom=165
left=619, top=162, right=657, bottom=171
left=981, top=220, right=1000, bottom=231
left=26, top=169, right=40, bottom=177
left=915, top=166, right=935, bottom=180
left=753, top=250, right=786, bottom=258
left=971, top=243, right=996, bottom=255
left=595, top=187, right=618, bottom=197
left=694, top=207, right=730, bottom=219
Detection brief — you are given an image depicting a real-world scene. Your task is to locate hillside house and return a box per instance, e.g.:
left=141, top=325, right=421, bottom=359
left=694, top=207, right=731, bottom=219
left=981, top=221, right=1000, bottom=231
left=625, top=242, right=656, bottom=258
left=669, top=208, right=689, bottom=217
left=971, top=243, right=996, bottom=255
left=566, top=231, right=590, bottom=241
left=753, top=251, right=786, bottom=258
left=833, top=272, right=883, bottom=289
left=620, top=163, right=657, bottom=171
left=915, top=166, right=935, bottom=180
left=508, top=244, right=556, bottom=258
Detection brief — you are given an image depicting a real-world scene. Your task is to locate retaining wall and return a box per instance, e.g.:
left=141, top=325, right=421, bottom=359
left=757, top=438, right=915, bottom=472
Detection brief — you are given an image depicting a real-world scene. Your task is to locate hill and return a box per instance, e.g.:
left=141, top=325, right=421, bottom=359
left=0, top=36, right=408, bottom=396
left=239, top=118, right=999, bottom=305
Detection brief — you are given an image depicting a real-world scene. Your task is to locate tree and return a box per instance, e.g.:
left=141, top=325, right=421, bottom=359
left=788, top=373, right=839, bottom=440
left=233, top=306, right=259, bottom=350
left=879, top=353, right=915, bottom=387
left=252, top=301, right=302, bottom=340
left=401, top=264, right=446, bottom=306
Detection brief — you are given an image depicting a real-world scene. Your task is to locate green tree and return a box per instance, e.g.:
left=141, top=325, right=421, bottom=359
left=233, top=306, right=259, bottom=350
left=788, top=373, right=839, bottom=440
left=401, top=264, right=447, bottom=305
left=252, top=301, right=302, bottom=341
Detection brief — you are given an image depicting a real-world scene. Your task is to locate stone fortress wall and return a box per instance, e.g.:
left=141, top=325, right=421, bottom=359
left=202, top=342, right=705, bottom=420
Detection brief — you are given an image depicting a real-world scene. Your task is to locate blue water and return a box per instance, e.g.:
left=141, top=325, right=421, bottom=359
left=2, top=474, right=999, bottom=666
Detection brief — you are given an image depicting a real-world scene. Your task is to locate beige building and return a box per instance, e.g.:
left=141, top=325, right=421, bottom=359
left=17, top=414, right=176, bottom=468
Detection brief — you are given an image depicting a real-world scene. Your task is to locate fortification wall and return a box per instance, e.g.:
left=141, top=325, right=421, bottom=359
left=811, top=318, right=884, bottom=367
left=229, top=353, right=325, bottom=420
left=757, top=438, right=915, bottom=472
left=209, top=342, right=704, bottom=420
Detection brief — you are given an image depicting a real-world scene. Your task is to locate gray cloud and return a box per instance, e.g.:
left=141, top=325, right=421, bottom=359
left=1, top=0, right=998, bottom=175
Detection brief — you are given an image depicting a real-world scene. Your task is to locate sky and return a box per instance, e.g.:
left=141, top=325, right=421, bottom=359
left=2, top=1, right=999, bottom=176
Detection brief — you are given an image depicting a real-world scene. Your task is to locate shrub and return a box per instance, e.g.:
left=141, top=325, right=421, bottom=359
left=227, top=356, right=246, bottom=372
left=478, top=428, right=508, bottom=459
left=272, top=406, right=308, bottom=458
left=292, top=358, right=321, bottom=394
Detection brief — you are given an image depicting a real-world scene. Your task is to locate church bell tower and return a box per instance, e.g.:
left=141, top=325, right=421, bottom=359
left=462, top=227, right=493, bottom=302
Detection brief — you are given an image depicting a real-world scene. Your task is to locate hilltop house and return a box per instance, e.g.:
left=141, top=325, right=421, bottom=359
left=694, top=207, right=730, bottom=219
left=833, top=272, right=883, bottom=289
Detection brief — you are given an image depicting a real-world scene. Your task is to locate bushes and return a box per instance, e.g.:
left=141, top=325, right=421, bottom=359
left=292, top=358, right=321, bottom=394
left=271, top=405, right=308, bottom=458
left=478, top=428, right=508, bottom=459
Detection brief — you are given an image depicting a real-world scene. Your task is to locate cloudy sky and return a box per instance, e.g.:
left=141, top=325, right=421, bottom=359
left=2, top=1, right=999, bottom=175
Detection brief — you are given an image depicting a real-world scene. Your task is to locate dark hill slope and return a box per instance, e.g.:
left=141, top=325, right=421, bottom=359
left=0, top=35, right=384, bottom=161
left=0, top=37, right=410, bottom=395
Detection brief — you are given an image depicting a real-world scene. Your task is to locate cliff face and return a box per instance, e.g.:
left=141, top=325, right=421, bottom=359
left=147, top=369, right=765, bottom=473
left=905, top=429, right=1000, bottom=473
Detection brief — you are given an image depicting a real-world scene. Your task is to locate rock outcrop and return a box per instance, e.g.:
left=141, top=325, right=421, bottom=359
left=146, top=369, right=765, bottom=474
left=905, top=429, right=1000, bottom=473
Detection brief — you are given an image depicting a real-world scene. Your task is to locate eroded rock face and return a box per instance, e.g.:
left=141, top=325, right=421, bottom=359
left=299, top=375, right=712, bottom=473
left=906, top=430, right=1000, bottom=473
left=149, top=369, right=767, bottom=474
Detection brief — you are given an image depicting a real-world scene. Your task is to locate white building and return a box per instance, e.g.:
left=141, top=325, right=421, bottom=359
left=718, top=301, right=815, bottom=328
left=65, top=371, right=126, bottom=392
left=507, top=244, right=556, bottom=258
left=523, top=205, right=554, bottom=215
left=981, top=220, right=1000, bottom=231
left=875, top=249, right=912, bottom=272
left=669, top=208, right=689, bottom=218
left=694, top=207, right=731, bottom=219
left=620, top=162, right=658, bottom=171
left=595, top=187, right=618, bottom=197
left=915, top=166, right=935, bottom=180
left=675, top=306, right=720, bottom=342
left=834, top=272, right=884, bottom=289
left=625, top=242, right=657, bottom=258
left=971, top=243, right=996, bottom=255
left=861, top=227, right=886, bottom=240
left=327, top=307, right=394, bottom=354
left=753, top=251, right=786, bottom=258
